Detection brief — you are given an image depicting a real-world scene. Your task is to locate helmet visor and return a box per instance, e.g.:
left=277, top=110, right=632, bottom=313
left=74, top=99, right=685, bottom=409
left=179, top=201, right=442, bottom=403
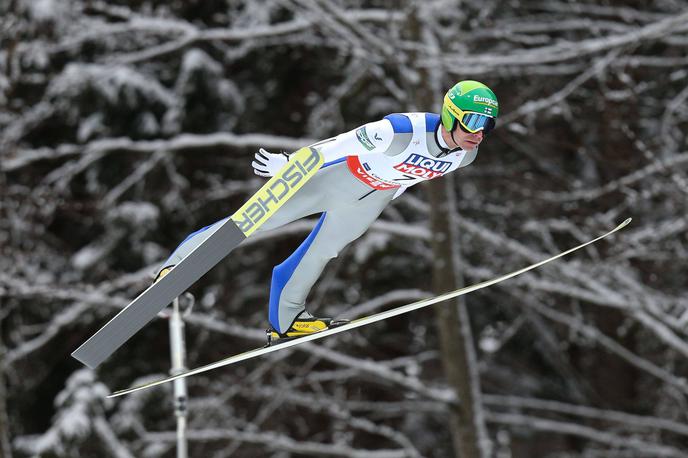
left=458, top=112, right=496, bottom=134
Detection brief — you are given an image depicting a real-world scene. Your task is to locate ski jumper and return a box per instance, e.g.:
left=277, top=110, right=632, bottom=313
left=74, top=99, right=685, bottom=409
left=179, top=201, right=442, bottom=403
left=160, top=113, right=479, bottom=333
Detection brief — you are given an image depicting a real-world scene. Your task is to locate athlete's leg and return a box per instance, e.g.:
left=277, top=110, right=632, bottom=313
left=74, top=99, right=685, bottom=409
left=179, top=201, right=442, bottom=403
left=157, top=164, right=338, bottom=273
left=269, top=190, right=394, bottom=333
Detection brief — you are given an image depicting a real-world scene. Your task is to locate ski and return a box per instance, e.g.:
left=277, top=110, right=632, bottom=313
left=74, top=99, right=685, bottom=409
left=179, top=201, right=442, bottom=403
left=108, top=218, right=631, bottom=398
left=72, top=147, right=324, bottom=369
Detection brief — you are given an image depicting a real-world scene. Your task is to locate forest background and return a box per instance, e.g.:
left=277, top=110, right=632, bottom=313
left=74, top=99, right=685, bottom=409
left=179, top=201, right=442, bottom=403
left=1, top=1, right=688, bottom=457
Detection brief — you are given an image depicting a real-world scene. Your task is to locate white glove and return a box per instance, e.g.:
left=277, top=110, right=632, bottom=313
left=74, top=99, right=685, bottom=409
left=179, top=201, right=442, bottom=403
left=252, top=148, right=290, bottom=177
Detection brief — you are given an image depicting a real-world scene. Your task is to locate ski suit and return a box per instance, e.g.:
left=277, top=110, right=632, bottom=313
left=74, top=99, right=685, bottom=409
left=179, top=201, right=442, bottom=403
left=161, top=112, right=479, bottom=333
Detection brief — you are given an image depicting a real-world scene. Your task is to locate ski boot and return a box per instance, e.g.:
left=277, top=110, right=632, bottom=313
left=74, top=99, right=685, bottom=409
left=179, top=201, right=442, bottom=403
left=154, top=265, right=175, bottom=283
left=266, top=311, right=349, bottom=346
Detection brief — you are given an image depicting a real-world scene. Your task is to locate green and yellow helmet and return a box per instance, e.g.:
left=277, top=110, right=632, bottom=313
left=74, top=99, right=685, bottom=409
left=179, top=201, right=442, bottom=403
left=441, top=80, right=499, bottom=134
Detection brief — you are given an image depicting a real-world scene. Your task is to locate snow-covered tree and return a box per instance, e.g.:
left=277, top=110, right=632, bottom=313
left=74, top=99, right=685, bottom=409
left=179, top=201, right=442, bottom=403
left=2, top=1, right=687, bottom=457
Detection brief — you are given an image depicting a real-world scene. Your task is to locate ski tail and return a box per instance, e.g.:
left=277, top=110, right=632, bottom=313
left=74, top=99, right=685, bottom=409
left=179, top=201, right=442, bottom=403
left=72, top=147, right=324, bottom=369
left=108, top=218, right=631, bottom=397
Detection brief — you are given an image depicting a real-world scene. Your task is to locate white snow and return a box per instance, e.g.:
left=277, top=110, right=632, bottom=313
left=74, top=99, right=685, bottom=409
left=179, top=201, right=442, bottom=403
left=108, top=201, right=160, bottom=227
left=48, top=64, right=178, bottom=109
left=72, top=245, right=108, bottom=270
left=25, top=0, right=60, bottom=21
left=14, top=370, right=112, bottom=455
left=353, top=232, right=391, bottom=263
left=77, top=113, right=106, bottom=142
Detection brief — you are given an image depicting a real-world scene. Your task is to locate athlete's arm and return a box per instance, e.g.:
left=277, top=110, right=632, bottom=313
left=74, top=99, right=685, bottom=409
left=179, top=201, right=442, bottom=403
left=309, top=119, right=395, bottom=164
left=253, top=119, right=396, bottom=176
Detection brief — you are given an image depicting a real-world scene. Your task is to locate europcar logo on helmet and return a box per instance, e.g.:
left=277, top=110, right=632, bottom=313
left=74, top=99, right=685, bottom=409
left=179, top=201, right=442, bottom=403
left=473, top=95, right=498, bottom=107
left=394, top=154, right=452, bottom=179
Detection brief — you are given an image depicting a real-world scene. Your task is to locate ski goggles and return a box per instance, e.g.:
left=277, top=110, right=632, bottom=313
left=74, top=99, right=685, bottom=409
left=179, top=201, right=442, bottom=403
left=454, top=108, right=496, bottom=134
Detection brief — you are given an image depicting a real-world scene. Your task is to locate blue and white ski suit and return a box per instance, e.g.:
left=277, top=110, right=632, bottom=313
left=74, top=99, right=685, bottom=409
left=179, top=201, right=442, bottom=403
left=161, top=113, right=478, bottom=333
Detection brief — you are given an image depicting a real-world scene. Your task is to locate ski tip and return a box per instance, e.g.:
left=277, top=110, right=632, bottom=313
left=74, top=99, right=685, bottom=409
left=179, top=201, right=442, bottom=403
left=618, top=217, right=632, bottom=229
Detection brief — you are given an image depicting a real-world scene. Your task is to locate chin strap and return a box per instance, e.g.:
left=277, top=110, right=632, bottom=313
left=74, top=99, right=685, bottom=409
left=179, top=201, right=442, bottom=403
left=447, top=119, right=464, bottom=150
left=449, top=125, right=465, bottom=152
left=438, top=121, right=464, bottom=153
left=450, top=128, right=459, bottom=147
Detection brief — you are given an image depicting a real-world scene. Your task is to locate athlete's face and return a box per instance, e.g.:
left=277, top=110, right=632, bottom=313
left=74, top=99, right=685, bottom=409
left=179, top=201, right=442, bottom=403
left=443, top=124, right=485, bottom=150
left=453, top=127, right=484, bottom=150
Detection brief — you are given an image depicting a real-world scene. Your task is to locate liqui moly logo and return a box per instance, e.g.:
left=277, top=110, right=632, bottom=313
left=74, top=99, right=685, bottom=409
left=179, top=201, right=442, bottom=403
left=393, top=154, right=451, bottom=179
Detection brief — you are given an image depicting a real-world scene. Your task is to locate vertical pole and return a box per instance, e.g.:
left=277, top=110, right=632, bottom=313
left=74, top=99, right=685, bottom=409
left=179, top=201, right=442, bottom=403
left=169, top=297, right=188, bottom=458
left=0, top=329, right=12, bottom=458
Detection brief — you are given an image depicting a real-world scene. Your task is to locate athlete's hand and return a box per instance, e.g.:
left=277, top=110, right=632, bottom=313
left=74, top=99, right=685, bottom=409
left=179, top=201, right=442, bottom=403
left=252, top=148, right=290, bottom=177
